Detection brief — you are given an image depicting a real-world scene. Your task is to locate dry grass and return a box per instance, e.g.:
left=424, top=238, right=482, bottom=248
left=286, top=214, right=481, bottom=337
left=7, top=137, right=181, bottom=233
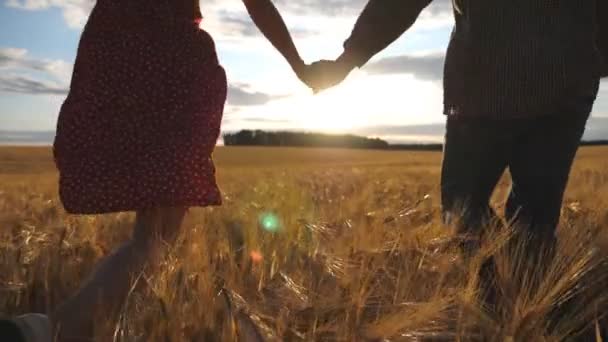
left=1, top=146, right=607, bottom=341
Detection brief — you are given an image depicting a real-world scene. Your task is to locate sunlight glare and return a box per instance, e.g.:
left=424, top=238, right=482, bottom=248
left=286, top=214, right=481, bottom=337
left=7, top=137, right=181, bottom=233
left=285, top=73, right=444, bottom=133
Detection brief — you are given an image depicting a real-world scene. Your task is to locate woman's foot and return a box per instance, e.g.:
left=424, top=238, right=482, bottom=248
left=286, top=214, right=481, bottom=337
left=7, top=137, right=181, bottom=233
left=0, top=314, right=51, bottom=342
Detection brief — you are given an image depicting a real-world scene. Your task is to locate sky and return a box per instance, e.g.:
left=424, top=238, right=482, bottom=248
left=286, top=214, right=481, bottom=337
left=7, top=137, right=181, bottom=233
left=0, top=0, right=607, bottom=144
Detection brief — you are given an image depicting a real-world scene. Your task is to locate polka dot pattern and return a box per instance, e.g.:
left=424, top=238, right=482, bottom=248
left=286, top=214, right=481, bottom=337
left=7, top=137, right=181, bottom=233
left=53, top=2, right=227, bottom=214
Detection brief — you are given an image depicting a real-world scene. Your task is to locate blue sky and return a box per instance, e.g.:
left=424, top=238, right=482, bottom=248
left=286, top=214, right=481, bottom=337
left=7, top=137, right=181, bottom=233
left=1, top=0, right=607, bottom=144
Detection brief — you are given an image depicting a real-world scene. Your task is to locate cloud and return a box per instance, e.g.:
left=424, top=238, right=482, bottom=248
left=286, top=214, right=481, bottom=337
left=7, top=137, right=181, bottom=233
left=0, top=74, right=68, bottom=95
left=5, top=0, right=94, bottom=28
left=271, top=0, right=455, bottom=32
left=227, top=83, right=286, bottom=106
left=1, top=48, right=285, bottom=106
left=353, top=116, right=608, bottom=143
left=241, top=117, right=291, bottom=123
left=356, top=123, right=445, bottom=137
left=220, top=114, right=292, bottom=128
left=0, top=48, right=71, bottom=95
left=217, top=10, right=318, bottom=39
left=4, top=0, right=454, bottom=38
left=226, top=0, right=452, bottom=18
left=270, top=0, right=368, bottom=16
left=365, top=52, right=445, bottom=81
left=206, top=0, right=454, bottom=40
left=0, top=47, right=27, bottom=61
left=0, top=48, right=72, bottom=80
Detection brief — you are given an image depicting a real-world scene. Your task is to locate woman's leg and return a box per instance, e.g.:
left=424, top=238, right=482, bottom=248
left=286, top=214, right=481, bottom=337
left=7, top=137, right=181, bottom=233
left=52, top=207, right=188, bottom=341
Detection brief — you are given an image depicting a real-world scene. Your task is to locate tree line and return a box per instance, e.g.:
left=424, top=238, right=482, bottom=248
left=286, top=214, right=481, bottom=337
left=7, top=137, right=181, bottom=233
left=223, top=130, right=608, bottom=150
left=223, top=130, right=389, bottom=149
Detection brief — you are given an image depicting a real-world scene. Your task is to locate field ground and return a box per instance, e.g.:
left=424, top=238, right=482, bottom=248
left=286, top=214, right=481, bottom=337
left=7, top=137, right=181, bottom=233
left=1, top=146, right=607, bottom=341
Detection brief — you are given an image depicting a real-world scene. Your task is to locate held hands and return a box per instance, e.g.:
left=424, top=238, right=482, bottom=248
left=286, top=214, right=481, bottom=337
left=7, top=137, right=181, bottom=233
left=292, top=56, right=356, bottom=94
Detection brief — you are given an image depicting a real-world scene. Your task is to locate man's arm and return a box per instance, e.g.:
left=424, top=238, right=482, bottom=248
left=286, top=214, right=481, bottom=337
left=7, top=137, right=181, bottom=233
left=340, top=0, right=434, bottom=68
left=305, top=0, right=433, bottom=92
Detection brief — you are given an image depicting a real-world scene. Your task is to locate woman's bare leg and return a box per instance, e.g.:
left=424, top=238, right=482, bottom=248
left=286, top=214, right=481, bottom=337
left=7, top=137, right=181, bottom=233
left=52, top=207, right=188, bottom=341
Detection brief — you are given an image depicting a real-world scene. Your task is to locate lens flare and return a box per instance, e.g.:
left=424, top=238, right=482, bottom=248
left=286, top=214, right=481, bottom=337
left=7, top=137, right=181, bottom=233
left=250, top=250, right=263, bottom=263
left=259, top=212, right=281, bottom=233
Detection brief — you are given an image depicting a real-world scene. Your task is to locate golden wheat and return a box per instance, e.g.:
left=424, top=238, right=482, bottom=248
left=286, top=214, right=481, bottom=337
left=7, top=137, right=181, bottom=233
left=0, top=146, right=607, bottom=341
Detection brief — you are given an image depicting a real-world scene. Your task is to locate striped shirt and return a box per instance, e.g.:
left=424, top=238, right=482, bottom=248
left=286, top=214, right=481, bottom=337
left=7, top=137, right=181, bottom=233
left=343, top=0, right=603, bottom=119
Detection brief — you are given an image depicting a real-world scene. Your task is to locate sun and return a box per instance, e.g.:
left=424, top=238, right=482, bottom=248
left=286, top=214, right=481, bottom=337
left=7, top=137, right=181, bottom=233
left=295, top=90, right=359, bottom=133
left=287, top=76, right=387, bottom=133
left=284, top=73, right=442, bottom=134
left=229, top=73, right=445, bottom=137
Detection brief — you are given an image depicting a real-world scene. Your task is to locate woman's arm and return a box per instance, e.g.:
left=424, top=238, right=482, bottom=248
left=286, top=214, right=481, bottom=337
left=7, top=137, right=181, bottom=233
left=242, top=0, right=305, bottom=75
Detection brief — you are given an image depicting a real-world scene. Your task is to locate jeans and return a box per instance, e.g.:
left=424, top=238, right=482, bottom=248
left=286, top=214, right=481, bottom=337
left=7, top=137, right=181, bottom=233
left=441, top=112, right=590, bottom=259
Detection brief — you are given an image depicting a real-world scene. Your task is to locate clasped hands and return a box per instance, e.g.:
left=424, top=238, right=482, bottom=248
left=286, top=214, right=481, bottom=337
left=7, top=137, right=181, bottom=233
left=292, top=55, right=357, bottom=94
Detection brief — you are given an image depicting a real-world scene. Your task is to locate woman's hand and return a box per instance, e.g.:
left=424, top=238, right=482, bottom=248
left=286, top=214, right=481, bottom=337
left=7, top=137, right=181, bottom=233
left=291, top=59, right=315, bottom=89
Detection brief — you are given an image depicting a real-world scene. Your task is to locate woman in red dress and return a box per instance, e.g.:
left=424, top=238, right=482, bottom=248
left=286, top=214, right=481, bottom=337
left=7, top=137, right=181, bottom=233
left=3, top=0, right=310, bottom=340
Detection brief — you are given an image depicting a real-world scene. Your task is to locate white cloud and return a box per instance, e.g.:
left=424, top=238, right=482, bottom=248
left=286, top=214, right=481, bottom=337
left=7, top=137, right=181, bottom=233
left=0, top=47, right=28, bottom=59
left=228, top=83, right=287, bottom=106
left=0, top=48, right=71, bottom=95
left=4, top=0, right=455, bottom=39
left=5, top=0, right=94, bottom=28
left=0, top=72, right=68, bottom=95
left=365, top=52, right=445, bottom=81
left=0, top=47, right=286, bottom=108
left=6, top=0, right=49, bottom=10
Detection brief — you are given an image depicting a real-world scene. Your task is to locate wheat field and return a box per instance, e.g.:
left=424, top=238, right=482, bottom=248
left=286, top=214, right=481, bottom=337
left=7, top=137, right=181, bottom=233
left=1, top=146, right=607, bottom=341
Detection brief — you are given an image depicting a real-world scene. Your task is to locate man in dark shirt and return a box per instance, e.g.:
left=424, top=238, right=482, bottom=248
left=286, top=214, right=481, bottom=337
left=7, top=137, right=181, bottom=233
left=307, top=0, right=604, bottom=302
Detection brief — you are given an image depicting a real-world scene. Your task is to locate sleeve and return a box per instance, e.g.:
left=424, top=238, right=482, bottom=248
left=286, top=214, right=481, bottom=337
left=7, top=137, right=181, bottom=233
left=343, top=0, right=434, bottom=68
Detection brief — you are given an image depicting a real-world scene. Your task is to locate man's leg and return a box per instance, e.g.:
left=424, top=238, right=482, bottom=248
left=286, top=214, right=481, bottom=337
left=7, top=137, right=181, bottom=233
left=441, top=117, right=509, bottom=254
left=505, top=113, right=589, bottom=280
left=52, top=207, right=188, bottom=341
left=441, top=118, right=509, bottom=306
left=441, top=117, right=510, bottom=309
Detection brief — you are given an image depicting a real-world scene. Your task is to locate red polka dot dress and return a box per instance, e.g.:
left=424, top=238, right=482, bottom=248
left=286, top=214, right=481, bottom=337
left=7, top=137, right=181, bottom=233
left=53, top=1, right=227, bottom=214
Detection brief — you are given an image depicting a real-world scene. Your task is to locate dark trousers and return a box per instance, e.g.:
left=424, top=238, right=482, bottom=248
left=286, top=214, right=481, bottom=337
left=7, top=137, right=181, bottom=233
left=441, top=112, right=590, bottom=261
